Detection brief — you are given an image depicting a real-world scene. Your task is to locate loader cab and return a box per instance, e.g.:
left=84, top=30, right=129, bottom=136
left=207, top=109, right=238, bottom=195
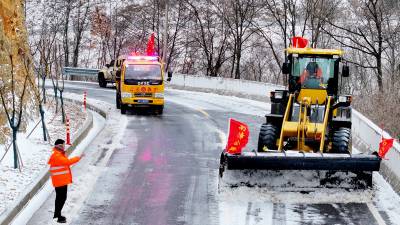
left=284, top=47, right=345, bottom=97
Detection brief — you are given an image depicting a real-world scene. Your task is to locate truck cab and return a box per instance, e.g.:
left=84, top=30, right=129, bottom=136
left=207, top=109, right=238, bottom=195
left=98, top=58, right=125, bottom=88
left=115, top=55, right=165, bottom=114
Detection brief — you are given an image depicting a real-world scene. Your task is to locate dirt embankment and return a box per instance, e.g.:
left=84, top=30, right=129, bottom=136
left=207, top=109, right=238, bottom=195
left=0, top=1, right=35, bottom=144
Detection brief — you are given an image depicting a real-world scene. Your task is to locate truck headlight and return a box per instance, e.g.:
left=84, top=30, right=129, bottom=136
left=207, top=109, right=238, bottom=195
left=154, top=93, right=164, bottom=98
left=121, top=92, right=131, bottom=98
left=338, top=95, right=352, bottom=103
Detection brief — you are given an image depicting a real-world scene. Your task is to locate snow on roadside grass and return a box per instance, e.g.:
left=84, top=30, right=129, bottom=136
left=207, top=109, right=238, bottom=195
left=0, top=99, right=86, bottom=215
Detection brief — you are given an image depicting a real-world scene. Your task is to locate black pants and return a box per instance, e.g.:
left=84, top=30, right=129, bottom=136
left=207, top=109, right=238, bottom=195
left=54, top=185, right=68, bottom=218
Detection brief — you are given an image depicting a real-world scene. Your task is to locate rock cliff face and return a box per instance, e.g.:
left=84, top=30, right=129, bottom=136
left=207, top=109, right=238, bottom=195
left=0, top=0, right=34, bottom=144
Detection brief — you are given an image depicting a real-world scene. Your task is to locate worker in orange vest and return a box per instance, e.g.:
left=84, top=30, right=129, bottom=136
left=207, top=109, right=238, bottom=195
left=48, top=139, right=83, bottom=223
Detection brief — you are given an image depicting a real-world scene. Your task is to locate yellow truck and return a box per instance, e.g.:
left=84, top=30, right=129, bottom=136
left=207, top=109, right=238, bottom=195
left=115, top=55, right=171, bottom=115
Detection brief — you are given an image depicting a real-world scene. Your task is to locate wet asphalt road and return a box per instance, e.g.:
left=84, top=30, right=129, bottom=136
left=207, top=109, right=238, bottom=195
left=27, top=81, right=395, bottom=225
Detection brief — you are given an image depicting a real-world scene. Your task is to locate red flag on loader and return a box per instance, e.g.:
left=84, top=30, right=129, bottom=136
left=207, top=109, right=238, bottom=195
left=378, top=137, right=394, bottom=159
left=225, top=119, right=250, bottom=155
left=146, top=33, right=156, bottom=56
left=292, top=36, right=308, bottom=48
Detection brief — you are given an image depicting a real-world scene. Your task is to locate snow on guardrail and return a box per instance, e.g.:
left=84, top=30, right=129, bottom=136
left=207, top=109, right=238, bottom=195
left=170, top=73, right=285, bottom=97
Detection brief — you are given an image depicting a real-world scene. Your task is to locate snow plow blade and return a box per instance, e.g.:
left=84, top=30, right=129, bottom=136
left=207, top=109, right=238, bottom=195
left=219, top=151, right=381, bottom=189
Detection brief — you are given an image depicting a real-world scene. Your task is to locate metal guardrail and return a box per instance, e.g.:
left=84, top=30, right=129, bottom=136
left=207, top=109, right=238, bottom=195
left=62, top=67, right=99, bottom=77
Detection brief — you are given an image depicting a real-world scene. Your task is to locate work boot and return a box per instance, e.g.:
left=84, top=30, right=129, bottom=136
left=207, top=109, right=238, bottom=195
left=57, top=216, right=67, bottom=223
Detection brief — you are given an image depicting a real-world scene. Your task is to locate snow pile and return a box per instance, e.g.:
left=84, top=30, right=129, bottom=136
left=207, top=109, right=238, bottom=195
left=0, top=100, right=87, bottom=215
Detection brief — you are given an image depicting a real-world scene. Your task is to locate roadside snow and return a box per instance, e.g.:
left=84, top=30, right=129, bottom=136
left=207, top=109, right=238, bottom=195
left=167, top=88, right=268, bottom=117
left=0, top=100, right=86, bottom=216
left=14, top=93, right=130, bottom=225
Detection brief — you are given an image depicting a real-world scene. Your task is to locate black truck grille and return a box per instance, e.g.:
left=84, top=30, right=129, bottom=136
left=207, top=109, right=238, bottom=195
left=134, top=93, right=153, bottom=97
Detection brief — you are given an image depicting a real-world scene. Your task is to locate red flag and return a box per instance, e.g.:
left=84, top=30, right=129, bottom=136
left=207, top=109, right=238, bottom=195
left=225, top=119, right=250, bottom=154
left=146, top=33, right=156, bottom=56
left=378, top=137, right=394, bottom=159
left=292, top=36, right=308, bottom=48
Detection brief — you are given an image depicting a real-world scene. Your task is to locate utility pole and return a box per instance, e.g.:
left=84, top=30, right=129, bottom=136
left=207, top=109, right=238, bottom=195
left=162, top=0, right=168, bottom=71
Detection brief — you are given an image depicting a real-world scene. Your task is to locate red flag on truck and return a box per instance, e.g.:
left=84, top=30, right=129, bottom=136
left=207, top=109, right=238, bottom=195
left=146, top=33, right=156, bottom=56
left=292, top=36, right=308, bottom=48
left=378, top=137, right=394, bottom=159
left=225, top=119, right=250, bottom=154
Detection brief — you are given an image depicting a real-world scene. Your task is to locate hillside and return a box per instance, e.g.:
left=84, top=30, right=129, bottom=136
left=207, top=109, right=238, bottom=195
left=0, top=0, right=35, bottom=144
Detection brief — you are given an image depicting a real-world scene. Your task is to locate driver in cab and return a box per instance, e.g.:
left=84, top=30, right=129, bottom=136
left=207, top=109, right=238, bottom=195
left=299, top=62, right=323, bottom=84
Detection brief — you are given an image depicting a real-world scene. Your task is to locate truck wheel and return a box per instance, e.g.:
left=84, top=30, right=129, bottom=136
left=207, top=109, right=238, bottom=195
left=155, top=106, right=164, bottom=115
left=258, top=123, right=278, bottom=152
left=121, top=104, right=127, bottom=114
left=98, top=73, right=107, bottom=88
left=116, top=94, right=121, bottom=109
left=331, top=127, right=351, bottom=153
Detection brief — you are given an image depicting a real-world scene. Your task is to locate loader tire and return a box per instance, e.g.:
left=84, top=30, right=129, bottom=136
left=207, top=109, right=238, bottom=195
left=332, top=127, right=351, bottom=153
left=258, top=123, right=278, bottom=152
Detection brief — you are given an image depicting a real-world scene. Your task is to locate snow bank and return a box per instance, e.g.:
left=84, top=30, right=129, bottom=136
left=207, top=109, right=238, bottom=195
left=10, top=111, right=106, bottom=225
left=169, top=73, right=285, bottom=100
left=352, top=110, right=400, bottom=193
left=0, top=100, right=87, bottom=220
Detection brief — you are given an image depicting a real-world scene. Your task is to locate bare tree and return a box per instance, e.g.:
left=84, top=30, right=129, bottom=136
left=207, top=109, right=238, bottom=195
left=323, top=0, right=399, bottom=92
left=24, top=55, right=50, bottom=142
left=63, top=0, right=76, bottom=67
left=185, top=1, right=229, bottom=77
left=54, top=45, right=67, bottom=123
left=91, top=6, right=111, bottom=67
left=302, top=0, right=340, bottom=47
left=218, top=0, right=261, bottom=79
left=165, top=1, right=187, bottom=73
left=0, top=53, right=30, bottom=169
left=258, top=0, right=307, bottom=85
left=28, top=1, right=63, bottom=104
left=72, top=0, right=91, bottom=67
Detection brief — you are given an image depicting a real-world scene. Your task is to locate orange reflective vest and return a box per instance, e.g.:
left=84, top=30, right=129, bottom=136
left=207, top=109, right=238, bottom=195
left=48, top=148, right=81, bottom=187
left=299, top=68, right=323, bottom=84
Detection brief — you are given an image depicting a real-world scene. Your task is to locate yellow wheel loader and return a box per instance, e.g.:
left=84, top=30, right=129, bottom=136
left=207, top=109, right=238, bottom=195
left=219, top=47, right=381, bottom=189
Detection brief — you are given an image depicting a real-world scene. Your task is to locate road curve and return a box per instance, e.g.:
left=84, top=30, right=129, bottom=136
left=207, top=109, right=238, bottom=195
left=26, top=81, right=400, bottom=225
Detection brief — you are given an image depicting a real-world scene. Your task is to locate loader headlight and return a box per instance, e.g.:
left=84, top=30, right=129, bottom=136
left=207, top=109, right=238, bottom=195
left=154, top=92, right=164, bottom=98
left=275, top=92, right=283, bottom=99
left=121, top=92, right=132, bottom=98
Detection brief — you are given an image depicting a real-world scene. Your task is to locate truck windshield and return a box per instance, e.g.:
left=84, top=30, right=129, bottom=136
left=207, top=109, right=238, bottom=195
left=124, top=64, right=161, bottom=81
left=292, top=57, right=335, bottom=89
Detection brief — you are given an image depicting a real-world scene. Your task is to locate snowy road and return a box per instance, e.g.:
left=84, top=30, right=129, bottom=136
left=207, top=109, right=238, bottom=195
left=25, top=82, right=400, bottom=225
